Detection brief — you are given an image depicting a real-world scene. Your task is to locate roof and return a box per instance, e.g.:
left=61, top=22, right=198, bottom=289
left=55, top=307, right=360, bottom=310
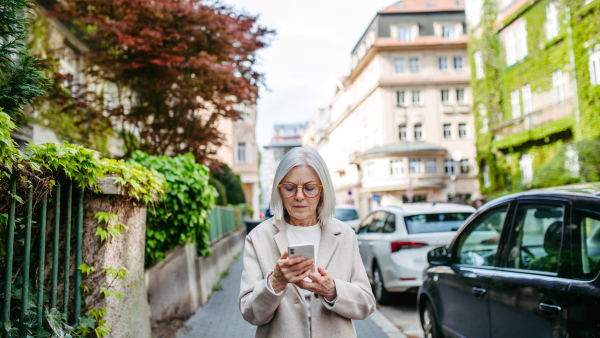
left=375, top=203, right=476, bottom=215
left=358, top=141, right=446, bottom=159
left=486, top=182, right=600, bottom=207
left=379, top=0, right=465, bottom=14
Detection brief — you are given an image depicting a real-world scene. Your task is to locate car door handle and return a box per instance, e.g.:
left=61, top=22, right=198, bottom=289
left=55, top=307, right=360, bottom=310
left=472, top=287, right=486, bottom=297
left=539, top=303, right=562, bottom=313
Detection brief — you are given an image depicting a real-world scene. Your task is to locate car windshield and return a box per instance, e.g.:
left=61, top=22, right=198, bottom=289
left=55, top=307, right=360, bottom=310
left=334, top=208, right=358, bottom=221
left=404, top=212, right=473, bottom=234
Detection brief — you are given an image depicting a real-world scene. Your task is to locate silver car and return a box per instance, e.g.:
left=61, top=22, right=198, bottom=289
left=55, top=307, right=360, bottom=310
left=356, top=203, right=475, bottom=304
left=333, top=204, right=361, bottom=231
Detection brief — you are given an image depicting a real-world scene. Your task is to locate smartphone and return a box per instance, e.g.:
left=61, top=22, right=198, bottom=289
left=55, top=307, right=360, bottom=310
left=288, top=243, right=315, bottom=273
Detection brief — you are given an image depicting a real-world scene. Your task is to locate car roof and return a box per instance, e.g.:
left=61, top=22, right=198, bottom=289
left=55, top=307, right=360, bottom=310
left=483, top=182, right=600, bottom=208
left=371, top=203, right=476, bottom=216
left=335, top=204, right=359, bottom=210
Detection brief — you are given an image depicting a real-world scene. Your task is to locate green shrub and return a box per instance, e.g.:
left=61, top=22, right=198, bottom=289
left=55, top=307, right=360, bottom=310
left=130, top=151, right=217, bottom=267
left=209, top=177, right=228, bottom=206
left=212, top=163, right=246, bottom=205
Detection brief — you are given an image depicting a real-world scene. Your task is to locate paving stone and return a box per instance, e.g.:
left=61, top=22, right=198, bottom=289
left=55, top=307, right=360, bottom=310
left=180, top=252, right=389, bottom=338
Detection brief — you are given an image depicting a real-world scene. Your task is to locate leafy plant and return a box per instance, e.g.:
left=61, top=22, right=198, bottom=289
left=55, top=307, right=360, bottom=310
left=129, top=151, right=217, bottom=267
left=212, top=164, right=246, bottom=205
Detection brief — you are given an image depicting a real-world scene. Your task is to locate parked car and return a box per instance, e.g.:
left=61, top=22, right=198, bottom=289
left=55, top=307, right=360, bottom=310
left=333, top=204, right=361, bottom=231
left=356, top=203, right=475, bottom=304
left=418, top=183, right=600, bottom=338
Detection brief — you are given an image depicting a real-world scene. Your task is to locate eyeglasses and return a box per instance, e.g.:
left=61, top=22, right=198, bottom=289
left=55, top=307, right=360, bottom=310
left=277, top=183, right=323, bottom=198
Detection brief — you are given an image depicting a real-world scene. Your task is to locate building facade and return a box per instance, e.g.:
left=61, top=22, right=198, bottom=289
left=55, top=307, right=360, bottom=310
left=466, top=0, right=600, bottom=197
left=259, top=123, right=307, bottom=211
left=308, top=0, right=479, bottom=216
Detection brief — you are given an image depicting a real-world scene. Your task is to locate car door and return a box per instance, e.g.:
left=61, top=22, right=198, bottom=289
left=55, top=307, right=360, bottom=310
left=357, top=212, right=376, bottom=276
left=489, top=199, right=571, bottom=338
left=560, top=202, right=600, bottom=337
left=361, top=211, right=388, bottom=277
left=435, top=205, right=509, bottom=338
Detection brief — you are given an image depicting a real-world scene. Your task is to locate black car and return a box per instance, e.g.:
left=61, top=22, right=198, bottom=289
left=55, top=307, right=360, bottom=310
left=418, top=183, right=600, bottom=338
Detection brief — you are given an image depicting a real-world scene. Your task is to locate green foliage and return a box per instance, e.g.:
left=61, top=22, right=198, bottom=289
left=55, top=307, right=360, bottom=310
left=129, top=151, right=217, bottom=267
left=212, top=163, right=246, bottom=205
left=100, top=159, right=167, bottom=204
left=94, top=212, right=130, bottom=242
left=493, top=117, right=574, bottom=150
left=209, top=177, right=228, bottom=206
left=0, top=109, right=27, bottom=172
left=0, top=0, right=48, bottom=124
left=78, top=263, right=97, bottom=276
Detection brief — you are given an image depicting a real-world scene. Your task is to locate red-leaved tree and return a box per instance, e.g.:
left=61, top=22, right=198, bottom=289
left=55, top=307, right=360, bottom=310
left=53, top=0, right=272, bottom=164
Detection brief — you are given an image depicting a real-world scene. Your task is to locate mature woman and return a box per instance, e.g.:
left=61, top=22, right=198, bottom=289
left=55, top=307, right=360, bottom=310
left=239, top=147, right=375, bottom=338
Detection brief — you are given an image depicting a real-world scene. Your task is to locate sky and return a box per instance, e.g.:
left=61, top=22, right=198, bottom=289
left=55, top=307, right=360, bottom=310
left=220, top=0, right=397, bottom=147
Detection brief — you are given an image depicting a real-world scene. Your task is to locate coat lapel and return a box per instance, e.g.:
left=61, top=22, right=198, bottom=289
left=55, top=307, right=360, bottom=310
left=317, top=219, right=342, bottom=270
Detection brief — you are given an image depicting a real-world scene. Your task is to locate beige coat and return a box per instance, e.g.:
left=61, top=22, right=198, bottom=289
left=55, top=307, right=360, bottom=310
left=238, top=217, right=376, bottom=338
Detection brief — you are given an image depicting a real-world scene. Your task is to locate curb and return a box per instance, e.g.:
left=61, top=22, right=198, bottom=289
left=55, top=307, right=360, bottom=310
left=368, top=309, right=409, bottom=338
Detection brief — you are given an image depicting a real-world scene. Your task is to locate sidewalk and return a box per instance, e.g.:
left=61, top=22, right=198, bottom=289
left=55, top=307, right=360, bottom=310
left=178, top=252, right=403, bottom=338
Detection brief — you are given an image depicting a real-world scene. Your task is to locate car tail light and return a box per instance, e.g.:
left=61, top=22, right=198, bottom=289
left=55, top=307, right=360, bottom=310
left=391, top=241, right=428, bottom=253
left=399, top=277, right=417, bottom=281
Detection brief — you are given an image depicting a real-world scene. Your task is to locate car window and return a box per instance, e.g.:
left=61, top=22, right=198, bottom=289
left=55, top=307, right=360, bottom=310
left=404, top=212, right=473, bottom=234
left=357, top=212, right=375, bottom=234
left=456, top=206, right=507, bottom=267
left=367, top=211, right=388, bottom=233
left=505, top=204, right=564, bottom=273
left=334, top=208, right=359, bottom=221
left=572, top=209, right=600, bottom=280
left=382, top=214, right=396, bottom=233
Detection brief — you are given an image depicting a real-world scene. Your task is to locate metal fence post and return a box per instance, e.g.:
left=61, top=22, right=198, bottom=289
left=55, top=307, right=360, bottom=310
left=36, top=192, right=48, bottom=328
left=51, top=183, right=61, bottom=309
left=2, top=177, right=17, bottom=337
left=20, top=186, right=34, bottom=336
left=63, top=180, right=72, bottom=318
left=74, top=186, right=84, bottom=324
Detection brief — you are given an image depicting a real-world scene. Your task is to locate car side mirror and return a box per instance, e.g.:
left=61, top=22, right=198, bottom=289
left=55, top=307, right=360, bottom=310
left=427, top=246, right=449, bottom=266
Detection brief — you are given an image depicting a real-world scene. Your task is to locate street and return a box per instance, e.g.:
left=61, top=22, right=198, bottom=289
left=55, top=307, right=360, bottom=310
left=377, top=294, right=424, bottom=338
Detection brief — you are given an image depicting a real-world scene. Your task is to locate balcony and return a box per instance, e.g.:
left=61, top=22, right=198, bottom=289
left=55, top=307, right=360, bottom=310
left=493, top=98, right=573, bottom=137
left=442, top=103, right=472, bottom=114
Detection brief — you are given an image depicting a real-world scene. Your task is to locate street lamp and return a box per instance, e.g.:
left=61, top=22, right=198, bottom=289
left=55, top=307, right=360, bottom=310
left=397, top=102, right=413, bottom=203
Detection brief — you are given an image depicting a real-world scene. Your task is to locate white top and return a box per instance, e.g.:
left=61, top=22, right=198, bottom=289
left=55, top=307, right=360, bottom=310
left=267, top=221, right=336, bottom=321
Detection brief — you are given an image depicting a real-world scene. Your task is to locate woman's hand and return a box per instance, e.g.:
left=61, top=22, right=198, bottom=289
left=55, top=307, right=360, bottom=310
left=295, top=267, right=337, bottom=301
left=270, top=251, right=314, bottom=293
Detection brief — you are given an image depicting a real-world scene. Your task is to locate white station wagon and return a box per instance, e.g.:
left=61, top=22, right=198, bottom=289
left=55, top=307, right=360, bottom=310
left=356, top=203, right=475, bottom=304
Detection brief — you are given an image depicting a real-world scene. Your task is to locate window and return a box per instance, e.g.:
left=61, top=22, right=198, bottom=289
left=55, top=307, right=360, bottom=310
left=457, top=207, right=507, bottom=266
left=483, top=165, right=491, bottom=188
left=397, top=27, right=413, bottom=41
left=546, top=2, right=559, bottom=40
left=412, top=90, right=421, bottom=105
left=443, top=124, right=452, bottom=139
left=409, top=58, right=420, bottom=72
left=426, top=159, right=437, bottom=174
left=390, top=160, right=404, bottom=176
left=399, top=125, right=407, bottom=141
left=368, top=162, right=377, bottom=177
left=382, top=214, right=396, bottom=233
left=454, top=56, right=463, bottom=71
left=506, top=204, right=564, bottom=273
left=589, top=46, right=600, bottom=86
left=414, top=124, right=423, bottom=140
left=511, top=90, right=521, bottom=118
left=456, top=89, right=465, bottom=103
left=441, top=89, right=450, bottom=104
left=237, top=142, right=246, bottom=163
left=572, top=209, right=600, bottom=280
left=516, top=21, right=528, bottom=60
left=458, top=123, right=467, bottom=138
left=474, top=51, right=484, bottom=79
left=460, top=159, right=470, bottom=174
left=368, top=211, right=388, bottom=232
left=553, top=69, right=565, bottom=103
left=442, top=25, right=457, bottom=39
left=409, top=158, right=422, bottom=174
left=439, top=57, right=449, bottom=72
left=479, top=103, right=488, bottom=133
left=522, top=84, right=532, bottom=115
left=445, top=159, right=455, bottom=175
left=404, top=212, right=473, bottom=234
left=397, top=91, right=406, bottom=106
left=394, top=58, right=405, bottom=73
left=565, top=144, right=580, bottom=177
left=505, top=29, right=516, bottom=65
left=519, top=154, right=534, bottom=184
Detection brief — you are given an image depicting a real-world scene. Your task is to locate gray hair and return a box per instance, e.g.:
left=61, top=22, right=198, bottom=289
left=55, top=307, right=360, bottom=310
left=269, top=147, right=336, bottom=224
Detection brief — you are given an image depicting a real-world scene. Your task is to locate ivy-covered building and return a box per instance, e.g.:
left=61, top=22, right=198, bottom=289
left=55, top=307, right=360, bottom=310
left=466, top=0, right=600, bottom=197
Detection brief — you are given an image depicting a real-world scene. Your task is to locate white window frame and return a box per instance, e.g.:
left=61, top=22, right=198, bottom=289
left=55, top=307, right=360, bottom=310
left=483, top=165, right=491, bottom=188
left=441, top=89, right=450, bottom=104
left=409, top=158, right=422, bottom=174
left=458, top=123, right=468, bottom=138
left=553, top=69, right=565, bottom=104
left=412, top=90, right=422, bottom=105
left=439, top=57, right=449, bottom=72
left=397, top=90, right=406, bottom=106
left=442, top=25, right=457, bottom=39
left=394, top=58, right=405, bottom=73
left=390, top=160, right=404, bottom=176
left=516, top=21, right=528, bottom=60
left=589, top=46, right=600, bottom=86
left=546, top=2, right=559, bottom=40
left=522, top=84, right=532, bottom=115
left=443, top=124, right=452, bottom=139
left=511, top=89, right=521, bottom=118
left=456, top=89, right=466, bottom=103
left=444, top=159, right=455, bottom=175
left=409, top=58, right=420, bottom=72
left=237, top=142, right=246, bottom=163
left=399, top=125, right=407, bottom=141
left=479, top=103, right=488, bottom=133
left=426, top=159, right=437, bottom=174
left=460, top=159, right=470, bottom=174
left=454, top=56, right=464, bottom=71
left=474, top=51, right=484, bottom=79
left=414, top=124, right=424, bottom=140
left=505, top=29, right=516, bottom=66
left=397, top=26, right=413, bottom=41
left=519, top=154, right=534, bottom=184
left=368, top=162, right=377, bottom=178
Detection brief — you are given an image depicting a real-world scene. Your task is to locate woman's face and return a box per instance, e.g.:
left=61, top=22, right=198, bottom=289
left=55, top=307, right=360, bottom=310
left=280, top=165, right=322, bottom=224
